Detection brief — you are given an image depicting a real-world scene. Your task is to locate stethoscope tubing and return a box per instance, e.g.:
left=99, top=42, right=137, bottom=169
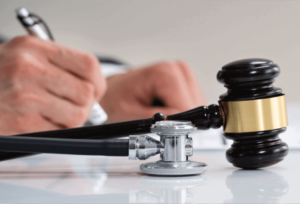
left=0, top=118, right=154, bottom=161
left=0, top=136, right=128, bottom=156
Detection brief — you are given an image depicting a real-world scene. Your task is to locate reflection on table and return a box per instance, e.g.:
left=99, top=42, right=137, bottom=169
left=225, top=170, right=289, bottom=203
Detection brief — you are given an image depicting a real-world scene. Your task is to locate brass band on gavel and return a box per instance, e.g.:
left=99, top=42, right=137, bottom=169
left=219, top=95, right=288, bottom=133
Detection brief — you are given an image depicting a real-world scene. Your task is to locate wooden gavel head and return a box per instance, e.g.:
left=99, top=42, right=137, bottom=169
left=217, top=58, right=288, bottom=169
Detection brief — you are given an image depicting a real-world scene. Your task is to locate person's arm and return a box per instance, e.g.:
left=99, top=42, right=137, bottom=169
left=0, top=36, right=107, bottom=135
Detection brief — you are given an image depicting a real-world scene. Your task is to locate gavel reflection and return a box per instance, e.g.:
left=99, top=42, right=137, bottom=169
left=0, top=58, right=288, bottom=169
left=225, top=170, right=289, bottom=203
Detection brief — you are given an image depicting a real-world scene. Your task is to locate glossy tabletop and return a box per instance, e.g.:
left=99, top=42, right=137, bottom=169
left=0, top=149, right=299, bottom=203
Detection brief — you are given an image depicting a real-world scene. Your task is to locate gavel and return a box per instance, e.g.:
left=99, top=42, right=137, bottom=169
left=0, top=58, right=288, bottom=169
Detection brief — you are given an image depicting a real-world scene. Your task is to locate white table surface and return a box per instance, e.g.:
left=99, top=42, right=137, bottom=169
left=0, top=149, right=299, bottom=203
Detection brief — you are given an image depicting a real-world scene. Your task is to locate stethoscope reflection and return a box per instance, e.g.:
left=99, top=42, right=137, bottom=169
left=224, top=169, right=289, bottom=203
left=70, top=156, right=109, bottom=194
left=0, top=174, right=206, bottom=203
left=69, top=156, right=207, bottom=203
left=129, top=175, right=207, bottom=203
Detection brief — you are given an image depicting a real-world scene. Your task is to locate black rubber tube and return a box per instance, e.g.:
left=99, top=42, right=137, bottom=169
left=0, top=136, right=128, bottom=156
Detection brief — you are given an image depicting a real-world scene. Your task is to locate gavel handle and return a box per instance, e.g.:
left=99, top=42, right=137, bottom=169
left=0, top=104, right=222, bottom=161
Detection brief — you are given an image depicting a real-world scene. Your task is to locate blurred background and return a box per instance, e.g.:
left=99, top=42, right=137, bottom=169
left=0, top=0, right=299, bottom=148
left=1, top=0, right=299, bottom=103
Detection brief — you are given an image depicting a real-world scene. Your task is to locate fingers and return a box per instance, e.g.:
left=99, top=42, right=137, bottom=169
left=2, top=86, right=92, bottom=133
left=39, top=90, right=93, bottom=128
left=28, top=115, right=64, bottom=133
left=5, top=113, right=63, bottom=136
left=7, top=36, right=107, bottom=101
left=45, top=41, right=107, bottom=100
left=40, top=62, right=95, bottom=106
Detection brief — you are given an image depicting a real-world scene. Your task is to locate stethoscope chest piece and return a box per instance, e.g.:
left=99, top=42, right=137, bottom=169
left=129, top=121, right=208, bottom=176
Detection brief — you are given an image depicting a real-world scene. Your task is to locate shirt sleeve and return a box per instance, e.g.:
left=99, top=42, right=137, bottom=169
left=100, top=63, right=128, bottom=78
left=0, top=35, right=7, bottom=44
left=96, top=56, right=129, bottom=78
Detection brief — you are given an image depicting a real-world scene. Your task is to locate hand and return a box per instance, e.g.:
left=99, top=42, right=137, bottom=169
left=100, top=61, right=205, bottom=122
left=0, top=36, right=106, bottom=135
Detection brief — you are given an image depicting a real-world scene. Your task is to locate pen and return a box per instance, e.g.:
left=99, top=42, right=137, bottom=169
left=15, top=7, right=108, bottom=126
left=15, top=8, right=50, bottom=40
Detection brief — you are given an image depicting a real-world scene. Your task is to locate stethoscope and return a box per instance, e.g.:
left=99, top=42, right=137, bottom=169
left=2, top=8, right=214, bottom=176
left=0, top=119, right=209, bottom=176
